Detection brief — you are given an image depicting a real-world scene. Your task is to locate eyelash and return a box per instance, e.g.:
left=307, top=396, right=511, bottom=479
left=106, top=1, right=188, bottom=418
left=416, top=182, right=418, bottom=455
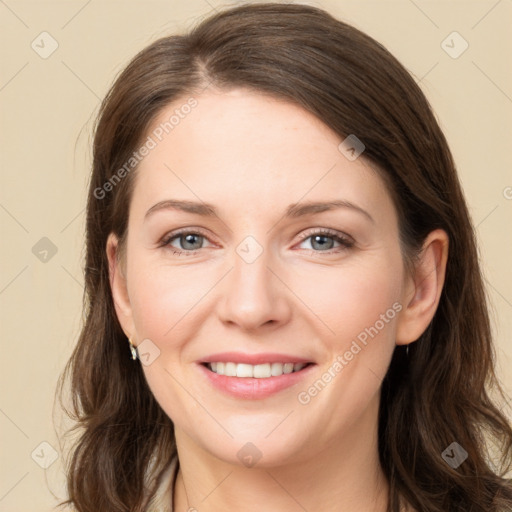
left=160, top=227, right=354, bottom=256
left=297, top=228, right=354, bottom=253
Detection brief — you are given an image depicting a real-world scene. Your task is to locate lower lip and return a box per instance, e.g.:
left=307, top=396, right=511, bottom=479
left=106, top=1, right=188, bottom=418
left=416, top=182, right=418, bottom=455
left=198, top=363, right=316, bottom=400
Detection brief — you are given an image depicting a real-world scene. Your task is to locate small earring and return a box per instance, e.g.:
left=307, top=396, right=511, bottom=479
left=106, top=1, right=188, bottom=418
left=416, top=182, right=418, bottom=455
left=128, top=337, right=138, bottom=360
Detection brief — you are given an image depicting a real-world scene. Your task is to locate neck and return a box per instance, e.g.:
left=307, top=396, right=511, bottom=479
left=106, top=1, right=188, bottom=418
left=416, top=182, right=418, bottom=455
left=173, top=395, right=389, bottom=512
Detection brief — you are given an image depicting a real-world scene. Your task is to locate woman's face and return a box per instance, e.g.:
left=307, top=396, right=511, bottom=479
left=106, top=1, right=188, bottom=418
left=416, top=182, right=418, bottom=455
left=109, top=88, right=413, bottom=467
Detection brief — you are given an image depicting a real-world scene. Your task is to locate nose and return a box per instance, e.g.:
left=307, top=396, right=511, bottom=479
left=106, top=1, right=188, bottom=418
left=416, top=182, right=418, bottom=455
left=217, top=243, right=292, bottom=332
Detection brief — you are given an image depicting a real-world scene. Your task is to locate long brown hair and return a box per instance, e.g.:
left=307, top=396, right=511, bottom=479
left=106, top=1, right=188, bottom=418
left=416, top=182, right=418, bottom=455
left=57, top=3, right=512, bottom=511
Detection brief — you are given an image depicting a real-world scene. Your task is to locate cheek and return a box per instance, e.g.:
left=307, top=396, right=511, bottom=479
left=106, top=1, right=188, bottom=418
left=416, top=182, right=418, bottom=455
left=293, top=259, right=403, bottom=421
left=291, top=256, right=402, bottom=406
left=333, top=272, right=400, bottom=341
left=291, top=256, right=402, bottom=348
left=126, top=262, right=207, bottom=423
left=127, top=259, right=212, bottom=344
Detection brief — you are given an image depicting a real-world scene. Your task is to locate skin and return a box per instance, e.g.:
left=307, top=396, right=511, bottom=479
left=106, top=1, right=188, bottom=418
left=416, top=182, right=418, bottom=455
left=107, top=88, right=448, bottom=512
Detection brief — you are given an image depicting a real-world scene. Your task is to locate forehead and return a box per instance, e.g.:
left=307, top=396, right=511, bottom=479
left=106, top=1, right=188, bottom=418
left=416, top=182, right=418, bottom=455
left=131, top=88, right=394, bottom=220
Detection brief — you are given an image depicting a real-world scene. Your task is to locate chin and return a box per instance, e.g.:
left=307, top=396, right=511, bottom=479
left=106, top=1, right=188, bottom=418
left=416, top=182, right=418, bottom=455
left=189, top=419, right=316, bottom=469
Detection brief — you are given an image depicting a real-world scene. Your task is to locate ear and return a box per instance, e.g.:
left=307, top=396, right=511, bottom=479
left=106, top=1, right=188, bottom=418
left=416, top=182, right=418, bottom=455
left=396, top=229, right=449, bottom=346
left=106, top=233, right=136, bottom=342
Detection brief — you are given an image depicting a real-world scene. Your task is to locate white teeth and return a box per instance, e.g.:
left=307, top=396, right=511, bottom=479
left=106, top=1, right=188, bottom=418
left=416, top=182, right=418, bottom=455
left=236, top=363, right=253, bottom=378
left=283, top=363, right=294, bottom=374
left=253, top=364, right=271, bottom=378
left=271, top=362, right=283, bottom=376
left=225, top=362, right=237, bottom=377
left=207, top=361, right=309, bottom=378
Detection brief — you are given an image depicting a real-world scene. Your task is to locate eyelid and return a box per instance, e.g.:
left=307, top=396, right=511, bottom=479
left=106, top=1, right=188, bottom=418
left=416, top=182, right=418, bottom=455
left=291, top=230, right=354, bottom=256
left=159, top=226, right=216, bottom=248
left=295, top=227, right=353, bottom=242
left=159, top=226, right=354, bottom=253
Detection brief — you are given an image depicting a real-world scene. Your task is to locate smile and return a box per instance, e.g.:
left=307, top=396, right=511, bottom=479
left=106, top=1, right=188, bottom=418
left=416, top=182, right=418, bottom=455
left=198, top=357, right=315, bottom=399
left=206, top=361, right=309, bottom=378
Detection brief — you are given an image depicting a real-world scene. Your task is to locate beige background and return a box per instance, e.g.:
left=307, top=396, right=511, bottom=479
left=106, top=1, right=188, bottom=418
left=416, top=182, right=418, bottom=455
left=0, top=0, right=511, bottom=509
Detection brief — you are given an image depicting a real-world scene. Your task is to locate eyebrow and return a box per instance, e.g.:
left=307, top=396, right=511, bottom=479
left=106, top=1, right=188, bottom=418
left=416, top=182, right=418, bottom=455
left=144, top=199, right=374, bottom=223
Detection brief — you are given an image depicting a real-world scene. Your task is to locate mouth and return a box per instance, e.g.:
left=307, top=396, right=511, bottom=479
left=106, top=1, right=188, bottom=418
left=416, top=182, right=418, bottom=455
left=203, top=361, right=313, bottom=378
left=197, top=354, right=316, bottom=399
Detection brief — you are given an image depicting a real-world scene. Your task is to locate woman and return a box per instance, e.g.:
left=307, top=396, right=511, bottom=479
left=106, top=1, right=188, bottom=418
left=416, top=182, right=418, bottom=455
left=57, top=3, right=512, bottom=511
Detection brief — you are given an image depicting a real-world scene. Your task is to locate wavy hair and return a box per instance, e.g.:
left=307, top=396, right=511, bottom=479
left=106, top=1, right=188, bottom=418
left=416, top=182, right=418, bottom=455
left=57, top=3, right=512, bottom=511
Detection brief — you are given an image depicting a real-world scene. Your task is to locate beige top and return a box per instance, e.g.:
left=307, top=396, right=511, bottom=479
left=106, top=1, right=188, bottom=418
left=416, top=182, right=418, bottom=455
left=145, top=455, right=179, bottom=512
left=143, top=457, right=416, bottom=512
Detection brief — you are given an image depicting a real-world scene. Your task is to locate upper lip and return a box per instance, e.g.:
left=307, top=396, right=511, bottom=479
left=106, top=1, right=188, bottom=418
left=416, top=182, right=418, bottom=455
left=199, top=352, right=314, bottom=365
